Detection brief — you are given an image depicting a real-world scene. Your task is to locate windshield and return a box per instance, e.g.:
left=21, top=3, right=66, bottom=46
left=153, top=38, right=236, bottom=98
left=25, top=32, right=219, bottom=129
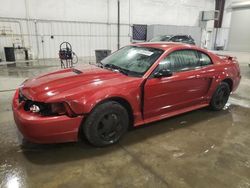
left=150, top=35, right=172, bottom=42
left=101, top=46, right=163, bottom=77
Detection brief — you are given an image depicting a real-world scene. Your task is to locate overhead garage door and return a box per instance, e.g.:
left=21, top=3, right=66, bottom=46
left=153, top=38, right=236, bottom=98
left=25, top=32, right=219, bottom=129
left=228, top=2, right=250, bottom=52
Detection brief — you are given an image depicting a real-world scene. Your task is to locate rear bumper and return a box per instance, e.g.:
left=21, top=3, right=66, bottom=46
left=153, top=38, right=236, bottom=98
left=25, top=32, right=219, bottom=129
left=12, top=90, right=83, bottom=144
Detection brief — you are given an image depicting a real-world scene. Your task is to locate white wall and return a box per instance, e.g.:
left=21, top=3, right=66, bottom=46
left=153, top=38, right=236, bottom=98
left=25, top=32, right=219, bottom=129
left=0, top=0, right=215, bottom=59
left=0, top=0, right=215, bottom=25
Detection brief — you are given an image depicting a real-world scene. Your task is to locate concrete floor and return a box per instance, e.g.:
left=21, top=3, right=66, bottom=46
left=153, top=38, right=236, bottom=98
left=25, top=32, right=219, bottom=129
left=0, top=52, right=250, bottom=188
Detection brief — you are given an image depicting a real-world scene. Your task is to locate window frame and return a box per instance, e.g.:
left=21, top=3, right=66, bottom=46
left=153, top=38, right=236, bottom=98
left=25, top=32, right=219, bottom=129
left=156, top=49, right=201, bottom=73
left=149, top=49, right=214, bottom=78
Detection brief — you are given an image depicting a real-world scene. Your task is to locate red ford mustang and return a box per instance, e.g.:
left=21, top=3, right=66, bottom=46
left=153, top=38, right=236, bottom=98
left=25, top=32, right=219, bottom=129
left=12, top=42, right=241, bottom=146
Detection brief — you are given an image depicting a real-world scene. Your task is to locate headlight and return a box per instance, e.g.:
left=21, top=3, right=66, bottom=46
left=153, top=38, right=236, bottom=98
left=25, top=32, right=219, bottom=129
left=50, top=102, right=76, bottom=117
left=51, top=103, right=66, bottom=115
left=27, top=102, right=75, bottom=117
left=29, top=104, right=40, bottom=113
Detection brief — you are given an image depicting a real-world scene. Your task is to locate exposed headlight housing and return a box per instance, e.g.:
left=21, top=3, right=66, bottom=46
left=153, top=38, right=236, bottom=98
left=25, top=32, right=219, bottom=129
left=51, top=103, right=67, bottom=115
left=29, top=104, right=40, bottom=113
left=26, top=101, right=75, bottom=117
left=20, top=90, right=76, bottom=117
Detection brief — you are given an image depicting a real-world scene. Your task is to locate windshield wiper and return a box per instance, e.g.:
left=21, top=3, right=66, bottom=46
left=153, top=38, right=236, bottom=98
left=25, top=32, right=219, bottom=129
left=104, top=64, right=128, bottom=75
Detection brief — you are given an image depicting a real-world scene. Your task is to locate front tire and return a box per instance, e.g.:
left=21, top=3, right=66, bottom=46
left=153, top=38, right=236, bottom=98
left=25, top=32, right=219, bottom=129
left=209, top=82, right=230, bottom=111
left=83, top=101, right=129, bottom=147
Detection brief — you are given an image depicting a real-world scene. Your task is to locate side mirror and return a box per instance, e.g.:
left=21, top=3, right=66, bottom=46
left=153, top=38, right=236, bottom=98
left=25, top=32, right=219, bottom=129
left=154, top=69, right=172, bottom=78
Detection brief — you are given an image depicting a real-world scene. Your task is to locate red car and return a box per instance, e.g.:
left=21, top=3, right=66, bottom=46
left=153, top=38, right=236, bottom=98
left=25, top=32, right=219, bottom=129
left=12, top=42, right=241, bottom=146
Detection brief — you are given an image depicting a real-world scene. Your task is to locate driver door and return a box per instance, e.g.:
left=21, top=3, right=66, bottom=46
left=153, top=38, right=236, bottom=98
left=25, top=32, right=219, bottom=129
left=143, top=50, right=211, bottom=119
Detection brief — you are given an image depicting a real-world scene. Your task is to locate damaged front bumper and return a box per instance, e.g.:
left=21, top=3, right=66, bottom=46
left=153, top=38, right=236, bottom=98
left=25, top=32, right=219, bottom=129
left=12, top=89, right=83, bottom=144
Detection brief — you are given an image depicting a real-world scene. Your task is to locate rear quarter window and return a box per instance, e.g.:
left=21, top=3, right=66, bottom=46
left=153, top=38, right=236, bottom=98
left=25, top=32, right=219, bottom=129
left=198, top=52, right=212, bottom=66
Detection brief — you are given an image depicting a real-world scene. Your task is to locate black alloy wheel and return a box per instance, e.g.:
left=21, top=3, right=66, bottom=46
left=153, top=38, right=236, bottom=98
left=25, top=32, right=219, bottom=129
left=210, top=82, right=230, bottom=111
left=97, top=113, right=123, bottom=141
left=83, top=101, right=129, bottom=147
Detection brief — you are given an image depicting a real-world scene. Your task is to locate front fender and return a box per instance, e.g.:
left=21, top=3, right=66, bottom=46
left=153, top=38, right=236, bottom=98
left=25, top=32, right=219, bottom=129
left=67, top=86, right=141, bottom=117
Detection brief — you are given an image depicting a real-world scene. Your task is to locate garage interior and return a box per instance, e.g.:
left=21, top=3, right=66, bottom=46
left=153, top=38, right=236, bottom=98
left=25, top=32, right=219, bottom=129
left=1, top=0, right=250, bottom=187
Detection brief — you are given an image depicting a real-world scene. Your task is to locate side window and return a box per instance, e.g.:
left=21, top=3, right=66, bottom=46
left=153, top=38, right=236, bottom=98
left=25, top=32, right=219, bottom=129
left=158, top=50, right=200, bottom=72
left=180, top=36, right=189, bottom=41
left=198, top=52, right=212, bottom=66
left=171, top=36, right=187, bottom=42
left=170, top=36, right=180, bottom=42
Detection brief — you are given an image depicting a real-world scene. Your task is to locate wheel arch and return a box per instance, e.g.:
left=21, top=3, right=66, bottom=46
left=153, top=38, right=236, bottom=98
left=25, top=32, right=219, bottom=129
left=222, top=78, right=233, bottom=91
left=79, top=96, right=134, bottom=138
left=97, top=97, right=134, bottom=127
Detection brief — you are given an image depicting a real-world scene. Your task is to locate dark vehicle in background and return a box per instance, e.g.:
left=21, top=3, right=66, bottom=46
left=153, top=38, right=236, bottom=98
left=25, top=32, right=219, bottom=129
left=149, top=35, right=172, bottom=42
left=150, top=35, right=195, bottom=45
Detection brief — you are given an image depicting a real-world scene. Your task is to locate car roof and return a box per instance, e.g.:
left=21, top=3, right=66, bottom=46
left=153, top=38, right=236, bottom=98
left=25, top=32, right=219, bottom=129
left=159, top=34, right=189, bottom=37
left=153, top=35, right=172, bottom=36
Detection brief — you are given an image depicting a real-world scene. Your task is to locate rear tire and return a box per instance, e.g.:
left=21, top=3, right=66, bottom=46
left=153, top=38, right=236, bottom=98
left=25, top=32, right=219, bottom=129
left=209, top=82, right=230, bottom=111
left=83, top=101, right=129, bottom=147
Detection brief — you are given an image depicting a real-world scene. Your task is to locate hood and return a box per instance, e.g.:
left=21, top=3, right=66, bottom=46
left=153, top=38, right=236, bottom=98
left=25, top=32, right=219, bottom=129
left=20, top=66, right=140, bottom=102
